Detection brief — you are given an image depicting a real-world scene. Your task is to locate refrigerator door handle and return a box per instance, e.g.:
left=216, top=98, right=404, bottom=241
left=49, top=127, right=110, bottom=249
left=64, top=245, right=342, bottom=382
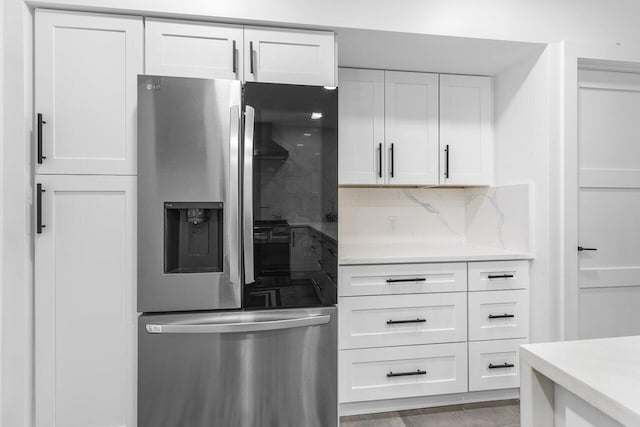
left=145, top=314, right=330, bottom=334
left=243, top=105, right=256, bottom=284
left=229, top=105, right=241, bottom=286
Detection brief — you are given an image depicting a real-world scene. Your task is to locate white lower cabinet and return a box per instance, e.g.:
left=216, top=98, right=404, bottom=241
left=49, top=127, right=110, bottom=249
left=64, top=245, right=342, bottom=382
left=340, top=343, right=468, bottom=402
left=468, top=289, right=529, bottom=341
left=468, top=338, right=527, bottom=392
left=35, top=175, right=136, bottom=427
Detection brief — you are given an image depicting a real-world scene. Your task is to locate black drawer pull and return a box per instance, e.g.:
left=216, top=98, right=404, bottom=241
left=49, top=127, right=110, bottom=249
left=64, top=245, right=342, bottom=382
left=387, top=369, right=426, bottom=378
left=488, top=313, right=515, bottom=319
left=386, top=278, right=426, bottom=283
left=578, top=246, right=597, bottom=252
left=37, top=113, right=47, bottom=164
left=387, top=318, right=426, bottom=325
left=487, top=274, right=514, bottom=279
left=36, top=183, right=46, bottom=233
left=488, top=362, right=515, bottom=369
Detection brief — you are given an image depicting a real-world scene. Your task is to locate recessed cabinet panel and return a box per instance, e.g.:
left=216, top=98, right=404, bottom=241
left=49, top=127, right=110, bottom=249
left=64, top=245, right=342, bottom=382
left=338, top=68, right=385, bottom=185
left=468, top=290, right=528, bottom=341
left=468, top=338, right=526, bottom=392
left=35, top=10, right=142, bottom=175
left=145, top=18, right=243, bottom=80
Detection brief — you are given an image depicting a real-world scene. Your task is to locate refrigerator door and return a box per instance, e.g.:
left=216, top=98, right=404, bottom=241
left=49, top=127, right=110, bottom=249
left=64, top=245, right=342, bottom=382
left=137, top=76, right=242, bottom=312
left=138, top=306, right=338, bottom=427
left=243, top=83, right=338, bottom=310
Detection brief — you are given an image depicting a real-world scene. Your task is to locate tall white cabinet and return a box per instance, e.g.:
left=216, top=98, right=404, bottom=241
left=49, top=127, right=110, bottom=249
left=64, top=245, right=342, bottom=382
left=34, top=9, right=141, bottom=427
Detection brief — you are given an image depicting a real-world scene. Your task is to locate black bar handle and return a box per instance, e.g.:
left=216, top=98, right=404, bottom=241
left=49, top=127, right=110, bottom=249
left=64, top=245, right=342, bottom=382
left=488, top=274, right=515, bottom=279
left=378, top=143, right=382, bottom=178
left=387, top=369, right=426, bottom=378
left=488, top=362, right=515, bottom=369
left=37, top=183, right=46, bottom=234
left=232, top=40, right=237, bottom=74
left=390, top=143, right=395, bottom=178
left=249, top=41, right=254, bottom=74
left=488, top=313, right=515, bottom=319
left=37, top=113, right=47, bottom=164
left=387, top=318, right=426, bottom=325
left=578, top=246, right=597, bottom=252
left=386, top=278, right=426, bottom=283
left=444, top=144, right=450, bottom=179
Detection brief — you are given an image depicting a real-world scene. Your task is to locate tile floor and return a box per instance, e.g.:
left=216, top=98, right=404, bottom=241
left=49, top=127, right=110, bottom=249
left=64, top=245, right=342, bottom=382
left=340, top=399, right=520, bottom=427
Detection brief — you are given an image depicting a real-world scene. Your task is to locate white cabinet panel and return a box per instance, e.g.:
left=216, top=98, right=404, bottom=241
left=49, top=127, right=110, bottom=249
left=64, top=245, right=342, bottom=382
left=339, top=293, right=467, bottom=349
left=440, top=74, right=493, bottom=186
left=468, top=338, right=526, bottom=392
left=244, top=26, right=335, bottom=86
left=339, top=262, right=467, bottom=296
left=338, top=68, right=385, bottom=185
left=468, top=260, right=530, bottom=292
left=468, top=290, right=528, bottom=341
left=35, top=175, right=136, bottom=427
left=35, top=10, right=142, bottom=175
left=145, top=18, right=243, bottom=80
left=385, top=71, right=439, bottom=186
left=579, top=287, right=640, bottom=339
left=339, top=343, right=467, bottom=403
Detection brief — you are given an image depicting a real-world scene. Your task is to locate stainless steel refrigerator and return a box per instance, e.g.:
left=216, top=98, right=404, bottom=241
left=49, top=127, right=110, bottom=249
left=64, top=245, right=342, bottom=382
left=137, top=76, right=338, bottom=427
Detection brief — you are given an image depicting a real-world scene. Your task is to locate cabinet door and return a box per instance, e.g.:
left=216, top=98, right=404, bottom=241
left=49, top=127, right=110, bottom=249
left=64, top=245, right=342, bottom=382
left=35, top=10, right=142, bottom=175
left=338, top=68, right=385, bottom=185
left=385, top=71, right=439, bottom=186
left=244, top=26, right=335, bottom=86
left=35, top=175, right=136, bottom=427
left=145, top=18, right=243, bottom=80
left=440, top=74, right=493, bottom=186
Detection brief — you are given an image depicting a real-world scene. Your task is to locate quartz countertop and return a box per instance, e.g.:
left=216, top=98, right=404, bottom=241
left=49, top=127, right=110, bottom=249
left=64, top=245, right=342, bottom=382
left=521, top=336, right=640, bottom=426
left=338, top=241, right=532, bottom=265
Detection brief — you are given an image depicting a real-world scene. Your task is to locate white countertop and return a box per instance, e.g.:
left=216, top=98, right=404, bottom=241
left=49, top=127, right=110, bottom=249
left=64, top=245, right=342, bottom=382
left=521, top=336, right=640, bottom=426
left=338, top=241, right=532, bottom=265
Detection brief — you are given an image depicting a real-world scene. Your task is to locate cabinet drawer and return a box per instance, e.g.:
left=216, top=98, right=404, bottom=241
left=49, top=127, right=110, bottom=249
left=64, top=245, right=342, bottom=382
left=469, top=339, right=527, bottom=392
left=339, top=263, right=467, bottom=296
left=468, top=260, right=529, bottom=291
left=339, top=293, right=467, bottom=349
left=339, top=343, right=467, bottom=403
left=468, top=290, right=529, bottom=341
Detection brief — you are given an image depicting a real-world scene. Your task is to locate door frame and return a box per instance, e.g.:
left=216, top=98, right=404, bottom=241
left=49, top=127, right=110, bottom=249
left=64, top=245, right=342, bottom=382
left=561, top=41, right=640, bottom=340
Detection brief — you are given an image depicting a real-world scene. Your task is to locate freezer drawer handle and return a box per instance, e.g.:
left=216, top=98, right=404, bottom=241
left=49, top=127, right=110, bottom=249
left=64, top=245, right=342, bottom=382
left=145, top=314, right=330, bottom=334
left=387, top=318, right=426, bottom=325
left=488, top=313, right=515, bottom=319
left=387, top=369, right=426, bottom=378
left=488, top=362, right=515, bottom=369
left=386, top=278, right=426, bottom=283
left=487, top=274, right=514, bottom=279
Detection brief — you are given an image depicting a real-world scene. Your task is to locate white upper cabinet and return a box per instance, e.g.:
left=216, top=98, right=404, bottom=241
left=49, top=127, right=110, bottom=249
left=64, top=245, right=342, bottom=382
left=145, top=18, right=243, bottom=80
left=35, top=10, right=143, bottom=175
left=385, top=71, right=439, bottom=186
left=439, top=74, right=493, bottom=186
left=338, top=68, right=385, bottom=185
left=244, top=26, right=335, bottom=86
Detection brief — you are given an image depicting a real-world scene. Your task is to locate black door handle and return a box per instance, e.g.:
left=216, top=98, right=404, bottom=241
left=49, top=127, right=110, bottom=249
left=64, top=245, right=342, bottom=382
left=387, top=369, right=426, bottom=378
left=488, top=362, right=515, bottom=369
left=578, top=246, right=597, bottom=252
left=232, top=40, right=237, bottom=74
left=387, top=318, right=426, bottom=325
left=444, top=144, right=450, bottom=179
left=249, top=41, right=254, bottom=74
left=378, top=143, right=382, bottom=178
left=37, top=183, right=46, bottom=233
left=390, top=143, right=394, bottom=178
left=37, top=113, right=47, bottom=164
left=488, top=274, right=515, bottom=279
left=488, top=313, right=515, bottom=319
left=386, top=278, right=426, bottom=283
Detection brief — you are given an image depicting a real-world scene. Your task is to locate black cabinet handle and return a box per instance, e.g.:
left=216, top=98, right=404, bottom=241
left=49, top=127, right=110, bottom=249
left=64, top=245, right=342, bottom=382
left=488, top=313, right=515, bottom=319
left=37, top=113, right=47, bottom=164
left=378, top=143, right=382, bottom=178
left=387, top=369, right=426, bottom=378
left=232, top=40, right=237, bottom=74
left=390, top=143, right=395, bottom=178
left=488, top=362, right=515, bottom=369
left=36, top=183, right=46, bottom=234
left=578, top=246, right=597, bottom=252
left=488, top=274, right=515, bottom=279
left=386, top=278, right=426, bottom=283
left=444, top=144, right=450, bottom=179
left=387, top=318, right=426, bottom=325
left=249, top=41, right=254, bottom=74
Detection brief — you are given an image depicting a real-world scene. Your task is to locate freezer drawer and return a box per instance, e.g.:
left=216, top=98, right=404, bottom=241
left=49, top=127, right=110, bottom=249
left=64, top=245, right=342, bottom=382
left=139, top=307, right=337, bottom=427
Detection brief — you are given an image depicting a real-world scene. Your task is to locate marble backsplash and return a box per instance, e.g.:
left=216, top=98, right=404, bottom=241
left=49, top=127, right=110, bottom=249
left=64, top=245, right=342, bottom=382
left=338, top=183, right=531, bottom=253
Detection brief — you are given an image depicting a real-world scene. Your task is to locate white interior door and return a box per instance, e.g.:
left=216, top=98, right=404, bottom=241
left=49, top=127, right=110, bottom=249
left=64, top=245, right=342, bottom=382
left=385, top=71, right=439, bottom=186
left=145, top=18, right=243, bottom=80
left=35, top=10, right=142, bottom=175
left=338, top=68, right=385, bottom=185
left=577, top=69, right=640, bottom=339
left=35, top=175, right=136, bottom=427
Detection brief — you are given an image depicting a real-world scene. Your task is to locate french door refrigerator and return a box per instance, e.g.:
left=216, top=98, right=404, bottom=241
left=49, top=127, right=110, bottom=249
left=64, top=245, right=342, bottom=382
left=137, top=76, right=338, bottom=427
